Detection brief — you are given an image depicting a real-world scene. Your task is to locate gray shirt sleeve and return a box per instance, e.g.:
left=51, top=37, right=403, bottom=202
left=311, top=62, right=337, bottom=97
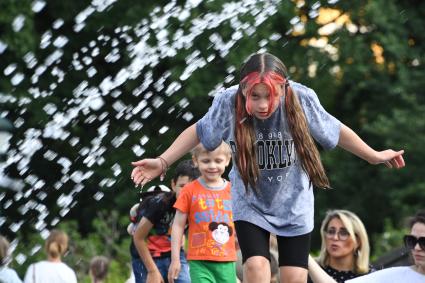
left=296, top=85, right=341, bottom=150
left=196, top=86, right=236, bottom=151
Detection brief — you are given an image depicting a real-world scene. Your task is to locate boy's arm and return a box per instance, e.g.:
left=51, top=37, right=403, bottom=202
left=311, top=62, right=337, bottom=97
left=168, top=210, right=188, bottom=283
left=337, top=124, right=405, bottom=168
left=132, top=123, right=199, bottom=187
left=308, top=255, right=337, bottom=283
left=133, top=217, right=164, bottom=282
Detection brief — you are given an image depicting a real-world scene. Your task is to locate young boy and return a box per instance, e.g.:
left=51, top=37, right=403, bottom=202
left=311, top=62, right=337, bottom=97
left=130, top=159, right=200, bottom=283
left=168, top=142, right=237, bottom=283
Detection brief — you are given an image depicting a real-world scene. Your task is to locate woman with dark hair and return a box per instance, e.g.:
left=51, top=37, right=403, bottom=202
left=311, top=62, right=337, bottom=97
left=308, top=210, right=425, bottom=283
left=131, top=53, right=405, bottom=283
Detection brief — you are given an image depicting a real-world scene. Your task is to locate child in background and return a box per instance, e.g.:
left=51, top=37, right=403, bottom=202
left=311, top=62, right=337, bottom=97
left=168, top=142, right=236, bottom=283
left=89, top=256, right=109, bottom=283
left=130, top=160, right=200, bottom=283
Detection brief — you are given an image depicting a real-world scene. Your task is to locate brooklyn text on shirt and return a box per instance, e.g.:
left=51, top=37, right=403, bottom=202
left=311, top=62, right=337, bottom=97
left=229, top=138, right=296, bottom=170
left=266, top=173, right=290, bottom=183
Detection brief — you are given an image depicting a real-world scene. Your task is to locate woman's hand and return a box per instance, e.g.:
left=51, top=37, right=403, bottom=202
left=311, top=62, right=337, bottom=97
left=167, top=259, right=181, bottom=283
left=373, top=149, right=405, bottom=168
left=131, top=158, right=163, bottom=187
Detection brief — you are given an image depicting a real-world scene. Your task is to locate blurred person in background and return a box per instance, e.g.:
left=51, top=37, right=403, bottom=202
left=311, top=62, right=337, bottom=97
left=89, top=256, right=109, bottom=283
left=0, top=235, right=22, bottom=283
left=23, top=229, right=77, bottom=283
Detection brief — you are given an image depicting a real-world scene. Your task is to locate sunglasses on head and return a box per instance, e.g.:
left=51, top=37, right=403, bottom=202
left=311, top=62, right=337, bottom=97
left=403, top=235, right=425, bottom=250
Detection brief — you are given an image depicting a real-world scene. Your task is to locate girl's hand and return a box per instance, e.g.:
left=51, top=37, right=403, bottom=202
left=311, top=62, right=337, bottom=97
left=131, top=158, right=163, bottom=187
left=374, top=149, right=405, bottom=168
left=146, top=270, right=165, bottom=283
left=167, top=260, right=181, bottom=283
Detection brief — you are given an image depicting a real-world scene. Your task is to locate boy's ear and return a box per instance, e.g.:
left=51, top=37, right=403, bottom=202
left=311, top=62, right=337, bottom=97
left=171, top=179, right=176, bottom=190
left=192, top=156, right=198, bottom=167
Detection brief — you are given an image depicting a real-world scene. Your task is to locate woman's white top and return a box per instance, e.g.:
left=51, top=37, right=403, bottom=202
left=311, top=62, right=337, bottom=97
left=23, top=260, right=77, bottom=283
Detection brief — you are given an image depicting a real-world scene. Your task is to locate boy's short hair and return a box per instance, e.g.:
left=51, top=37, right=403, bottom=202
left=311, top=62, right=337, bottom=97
left=172, top=159, right=200, bottom=182
left=191, top=142, right=232, bottom=159
left=90, top=256, right=110, bottom=280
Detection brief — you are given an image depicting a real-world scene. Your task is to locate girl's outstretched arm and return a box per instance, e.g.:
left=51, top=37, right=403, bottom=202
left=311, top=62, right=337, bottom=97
left=308, top=255, right=337, bottom=283
left=131, top=123, right=200, bottom=187
left=338, top=124, right=405, bottom=169
left=168, top=210, right=188, bottom=283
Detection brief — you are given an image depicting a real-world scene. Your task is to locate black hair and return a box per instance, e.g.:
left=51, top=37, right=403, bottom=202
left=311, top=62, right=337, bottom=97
left=408, top=210, right=425, bottom=228
left=138, top=185, right=174, bottom=208
left=172, top=159, right=200, bottom=182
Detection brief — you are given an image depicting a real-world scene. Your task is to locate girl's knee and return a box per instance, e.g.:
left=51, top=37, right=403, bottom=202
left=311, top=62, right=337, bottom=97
left=243, top=257, right=271, bottom=283
left=244, top=256, right=270, bottom=272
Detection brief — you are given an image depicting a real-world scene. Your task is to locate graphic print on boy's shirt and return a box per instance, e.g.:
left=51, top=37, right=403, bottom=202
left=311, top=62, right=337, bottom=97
left=174, top=180, right=236, bottom=261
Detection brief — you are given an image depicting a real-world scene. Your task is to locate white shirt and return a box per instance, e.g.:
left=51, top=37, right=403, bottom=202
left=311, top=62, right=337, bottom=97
left=0, top=266, right=23, bottom=283
left=23, top=261, right=77, bottom=283
left=346, top=266, right=425, bottom=283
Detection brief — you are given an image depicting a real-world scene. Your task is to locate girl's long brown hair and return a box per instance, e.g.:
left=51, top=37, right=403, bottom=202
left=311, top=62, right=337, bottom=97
left=235, top=53, right=330, bottom=191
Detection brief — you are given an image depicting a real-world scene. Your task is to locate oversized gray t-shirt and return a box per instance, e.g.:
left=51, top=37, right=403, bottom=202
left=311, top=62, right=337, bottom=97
left=196, top=81, right=341, bottom=236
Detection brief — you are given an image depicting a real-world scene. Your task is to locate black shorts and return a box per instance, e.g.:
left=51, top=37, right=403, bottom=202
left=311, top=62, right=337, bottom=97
left=234, top=220, right=311, bottom=269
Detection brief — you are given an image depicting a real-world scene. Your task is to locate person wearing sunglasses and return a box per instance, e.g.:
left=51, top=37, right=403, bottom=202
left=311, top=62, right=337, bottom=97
left=308, top=210, right=372, bottom=283
left=308, top=210, right=425, bottom=283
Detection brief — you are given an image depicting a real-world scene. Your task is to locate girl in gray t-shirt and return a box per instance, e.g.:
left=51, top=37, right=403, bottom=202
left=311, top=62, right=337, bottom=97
left=131, top=53, right=405, bottom=283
